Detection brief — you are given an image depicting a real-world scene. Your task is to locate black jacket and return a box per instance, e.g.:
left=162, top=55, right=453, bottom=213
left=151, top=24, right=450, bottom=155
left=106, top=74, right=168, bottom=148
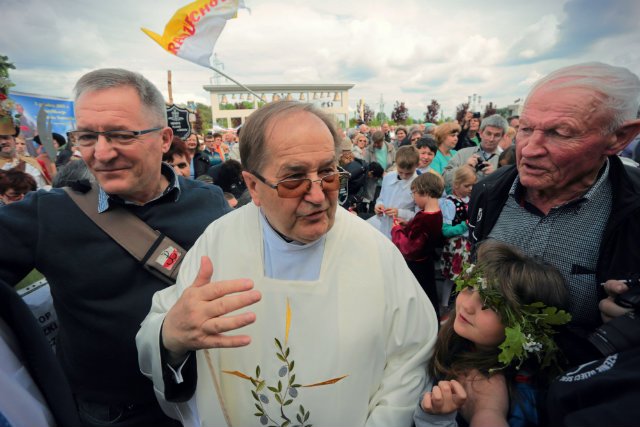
left=468, top=156, right=640, bottom=287
left=192, top=151, right=210, bottom=178
left=468, top=157, right=640, bottom=364
left=468, top=156, right=640, bottom=309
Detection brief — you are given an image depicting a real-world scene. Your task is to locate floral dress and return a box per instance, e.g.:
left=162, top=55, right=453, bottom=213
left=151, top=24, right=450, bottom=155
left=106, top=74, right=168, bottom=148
left=441, top=195, right=471, bottom=280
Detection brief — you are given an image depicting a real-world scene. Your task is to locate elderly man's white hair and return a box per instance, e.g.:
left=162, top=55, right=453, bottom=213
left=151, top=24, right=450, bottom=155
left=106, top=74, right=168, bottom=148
left=528, top=62, right=640, bottom=133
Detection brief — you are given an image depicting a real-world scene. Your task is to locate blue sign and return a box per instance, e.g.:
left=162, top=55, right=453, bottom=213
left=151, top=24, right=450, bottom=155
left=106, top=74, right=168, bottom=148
left=9, top=92, right=75, bottom=141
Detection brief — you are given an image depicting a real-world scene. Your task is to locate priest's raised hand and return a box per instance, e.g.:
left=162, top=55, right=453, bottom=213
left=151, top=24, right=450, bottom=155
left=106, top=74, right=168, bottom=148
left=161, top=255, right=262, bottom=363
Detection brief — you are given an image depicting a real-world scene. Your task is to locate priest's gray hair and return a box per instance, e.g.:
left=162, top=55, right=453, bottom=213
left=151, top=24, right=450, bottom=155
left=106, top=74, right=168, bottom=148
left=528, top=62, right=640, bottom=134
left=73, top=68, right=167, bottom=126
left=240, top=101, right=341, bottom=174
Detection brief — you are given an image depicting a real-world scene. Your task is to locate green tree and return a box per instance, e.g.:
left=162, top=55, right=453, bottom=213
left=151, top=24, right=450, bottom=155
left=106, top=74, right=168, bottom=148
left=196, top=103, right=212, bottom=134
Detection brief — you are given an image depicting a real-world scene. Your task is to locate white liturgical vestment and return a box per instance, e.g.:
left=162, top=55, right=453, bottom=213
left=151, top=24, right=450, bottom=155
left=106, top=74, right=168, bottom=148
left=137, top=203, right=438, bottom=427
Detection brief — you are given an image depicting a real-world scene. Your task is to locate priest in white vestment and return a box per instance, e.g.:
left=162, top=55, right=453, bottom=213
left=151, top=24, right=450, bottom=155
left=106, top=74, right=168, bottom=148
left=137, top=101, right=439, bottom=427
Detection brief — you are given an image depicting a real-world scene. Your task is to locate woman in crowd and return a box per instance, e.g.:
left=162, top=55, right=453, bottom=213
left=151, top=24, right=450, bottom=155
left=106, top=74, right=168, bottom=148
left=432, top=122, right=461, bottom=175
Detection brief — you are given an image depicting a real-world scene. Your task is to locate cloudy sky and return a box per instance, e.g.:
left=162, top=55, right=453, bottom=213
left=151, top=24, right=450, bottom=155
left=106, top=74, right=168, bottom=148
left=2, top=0, right=639, bottom=121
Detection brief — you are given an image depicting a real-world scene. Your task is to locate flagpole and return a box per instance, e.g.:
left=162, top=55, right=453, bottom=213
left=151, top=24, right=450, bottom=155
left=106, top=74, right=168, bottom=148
left=207, top=64, right=266, bottom=103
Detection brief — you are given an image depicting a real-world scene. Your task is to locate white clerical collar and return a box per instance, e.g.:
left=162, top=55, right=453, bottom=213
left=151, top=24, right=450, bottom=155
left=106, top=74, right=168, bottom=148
left=258, top=208, right=326, bottom=280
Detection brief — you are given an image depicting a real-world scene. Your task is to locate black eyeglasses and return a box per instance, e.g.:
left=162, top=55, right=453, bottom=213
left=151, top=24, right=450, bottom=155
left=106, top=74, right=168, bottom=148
left=67, top=127, right=163, bottom=147
left=250, top=170, right=350, bottom=198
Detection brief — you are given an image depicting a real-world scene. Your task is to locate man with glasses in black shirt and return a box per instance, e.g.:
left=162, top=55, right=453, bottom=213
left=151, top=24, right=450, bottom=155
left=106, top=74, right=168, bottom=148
left=0, top=68, right=230, bottom=427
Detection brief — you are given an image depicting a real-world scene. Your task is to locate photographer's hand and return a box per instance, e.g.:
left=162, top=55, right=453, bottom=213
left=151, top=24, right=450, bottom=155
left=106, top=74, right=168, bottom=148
left=599, top=280, right=632, bottom=323
left=481, top=162, right=495, bottom=175
left=466, top=155, right=480, bottom=168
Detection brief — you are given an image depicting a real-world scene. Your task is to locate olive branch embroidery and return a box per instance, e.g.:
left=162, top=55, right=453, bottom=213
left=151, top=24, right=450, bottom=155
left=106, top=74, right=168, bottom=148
left=223, top=298, right=347, bottom=427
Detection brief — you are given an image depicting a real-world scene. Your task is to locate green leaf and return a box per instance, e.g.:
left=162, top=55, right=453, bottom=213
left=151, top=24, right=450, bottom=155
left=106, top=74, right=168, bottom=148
left=277, top=380, right=283, bottom=392
left=275, top=338, right=282, bottom=350
left=299, top=405, right=305, bottom=414
left=285, top=347, right=290, bottom=358
left=290, top=374, right=296, bottom=384
left=255, top=403, right=262, bottom=412
left=498, top=324, right=525, bottom=366
left=256, top=365, right=261, bottom=378
left=275, top=393, right=283, bottom=404
left=277, top=353, right=286, bottom=363
left=297, top=414, right=303, bottom=423
left=284, top=399, right=293, bottom=406
left=257, top=380, right=266, bottom=392
left=254, top=412, right=263, bottom=417
left=304, top=411, right=310, bottom=422
left=268, top=386, right=279, bottom=393
left=252, top=390, right=259, bottom=401
left=282, top=421, right=291, bottom=427
left=292, top=384, right=301, bottom=388
left=289, top=360, right=295, bottom=371
left=542, top=307, right=572, bottom=325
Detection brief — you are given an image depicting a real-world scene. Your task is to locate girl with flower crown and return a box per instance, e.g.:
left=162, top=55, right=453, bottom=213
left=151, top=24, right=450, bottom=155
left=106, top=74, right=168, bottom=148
left=415, top=240, right=571, bottom=427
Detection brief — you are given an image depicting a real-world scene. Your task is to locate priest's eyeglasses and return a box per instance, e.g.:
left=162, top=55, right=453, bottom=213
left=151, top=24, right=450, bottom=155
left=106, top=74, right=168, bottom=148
left=67, top=127, right=163, bottom=147
left=251, top=170, right=350, bottom=198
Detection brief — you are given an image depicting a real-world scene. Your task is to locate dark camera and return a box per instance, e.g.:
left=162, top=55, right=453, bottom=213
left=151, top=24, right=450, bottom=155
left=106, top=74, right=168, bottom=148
left=475, top=158, right=488, bottom=171
left=588, top=275, right=640, bottom=356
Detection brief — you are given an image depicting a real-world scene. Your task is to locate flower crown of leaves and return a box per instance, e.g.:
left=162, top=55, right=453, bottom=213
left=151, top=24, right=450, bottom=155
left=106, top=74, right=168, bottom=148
left=454, top=263, right=571, bottom=372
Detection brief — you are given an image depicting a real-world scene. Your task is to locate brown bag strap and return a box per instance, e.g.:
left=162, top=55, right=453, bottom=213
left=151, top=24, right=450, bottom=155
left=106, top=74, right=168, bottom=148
left=63, top=184, right=185, bottom=285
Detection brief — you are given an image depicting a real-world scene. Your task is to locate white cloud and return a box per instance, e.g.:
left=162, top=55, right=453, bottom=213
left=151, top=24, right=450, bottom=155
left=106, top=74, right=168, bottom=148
left=509, top=14, right=560, bottom=60
left=2, top=0, right=638, bottom=121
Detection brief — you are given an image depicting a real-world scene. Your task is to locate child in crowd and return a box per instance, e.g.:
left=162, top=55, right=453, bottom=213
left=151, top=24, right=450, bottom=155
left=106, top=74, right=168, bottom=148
left=372, top=146, right=420, bottom=239
left=0, top=169, right=37, bottom=206
left=416, top=136, right=439, bottom=176
left=391, top=173, right=444, bottom=314
left=440, top=166, right=476, bottom=315
left=415, top=240, right=570, bottom=427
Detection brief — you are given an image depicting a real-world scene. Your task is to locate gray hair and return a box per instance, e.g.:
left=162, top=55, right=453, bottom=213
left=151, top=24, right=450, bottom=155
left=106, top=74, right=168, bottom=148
left=528, top=62, right=640, bottom=133
left=480, top=114, right=508, bottom=134
left=239, top=101, right=341, bottom=173
left=73, top=68, right=167, bottom=125
left=52, top=160, right=96, bottom=188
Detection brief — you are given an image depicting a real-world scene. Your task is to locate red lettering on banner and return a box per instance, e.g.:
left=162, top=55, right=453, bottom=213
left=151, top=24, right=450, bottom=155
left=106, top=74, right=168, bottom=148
left=189, top=10, right=201, bottom=23
left=169, top=0, right=231, bottom=53
left=199, top=4, right=210, bottom=17
left=183, top=16, right=196, bottom=35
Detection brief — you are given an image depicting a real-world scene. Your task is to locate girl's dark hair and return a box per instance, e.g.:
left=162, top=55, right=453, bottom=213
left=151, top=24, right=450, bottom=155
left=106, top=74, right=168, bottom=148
left=430, top=240, right=567, bottom=380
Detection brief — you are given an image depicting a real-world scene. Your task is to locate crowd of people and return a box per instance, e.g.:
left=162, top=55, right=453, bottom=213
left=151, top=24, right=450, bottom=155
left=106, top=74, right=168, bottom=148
left=0, top=61, right=639, bottom=427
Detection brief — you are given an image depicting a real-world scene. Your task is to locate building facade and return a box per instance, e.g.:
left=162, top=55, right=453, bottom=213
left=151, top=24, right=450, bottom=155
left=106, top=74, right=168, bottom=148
left=203, top=83, right=354, bottom=129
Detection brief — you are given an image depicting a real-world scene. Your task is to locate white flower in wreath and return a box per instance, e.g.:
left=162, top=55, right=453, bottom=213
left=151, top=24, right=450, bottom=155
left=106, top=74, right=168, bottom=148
left=465, top=264, right=476, bottom=275
left=477, top=277, right=488, bottom=290
left=522, top=334, right=542, bottom=353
